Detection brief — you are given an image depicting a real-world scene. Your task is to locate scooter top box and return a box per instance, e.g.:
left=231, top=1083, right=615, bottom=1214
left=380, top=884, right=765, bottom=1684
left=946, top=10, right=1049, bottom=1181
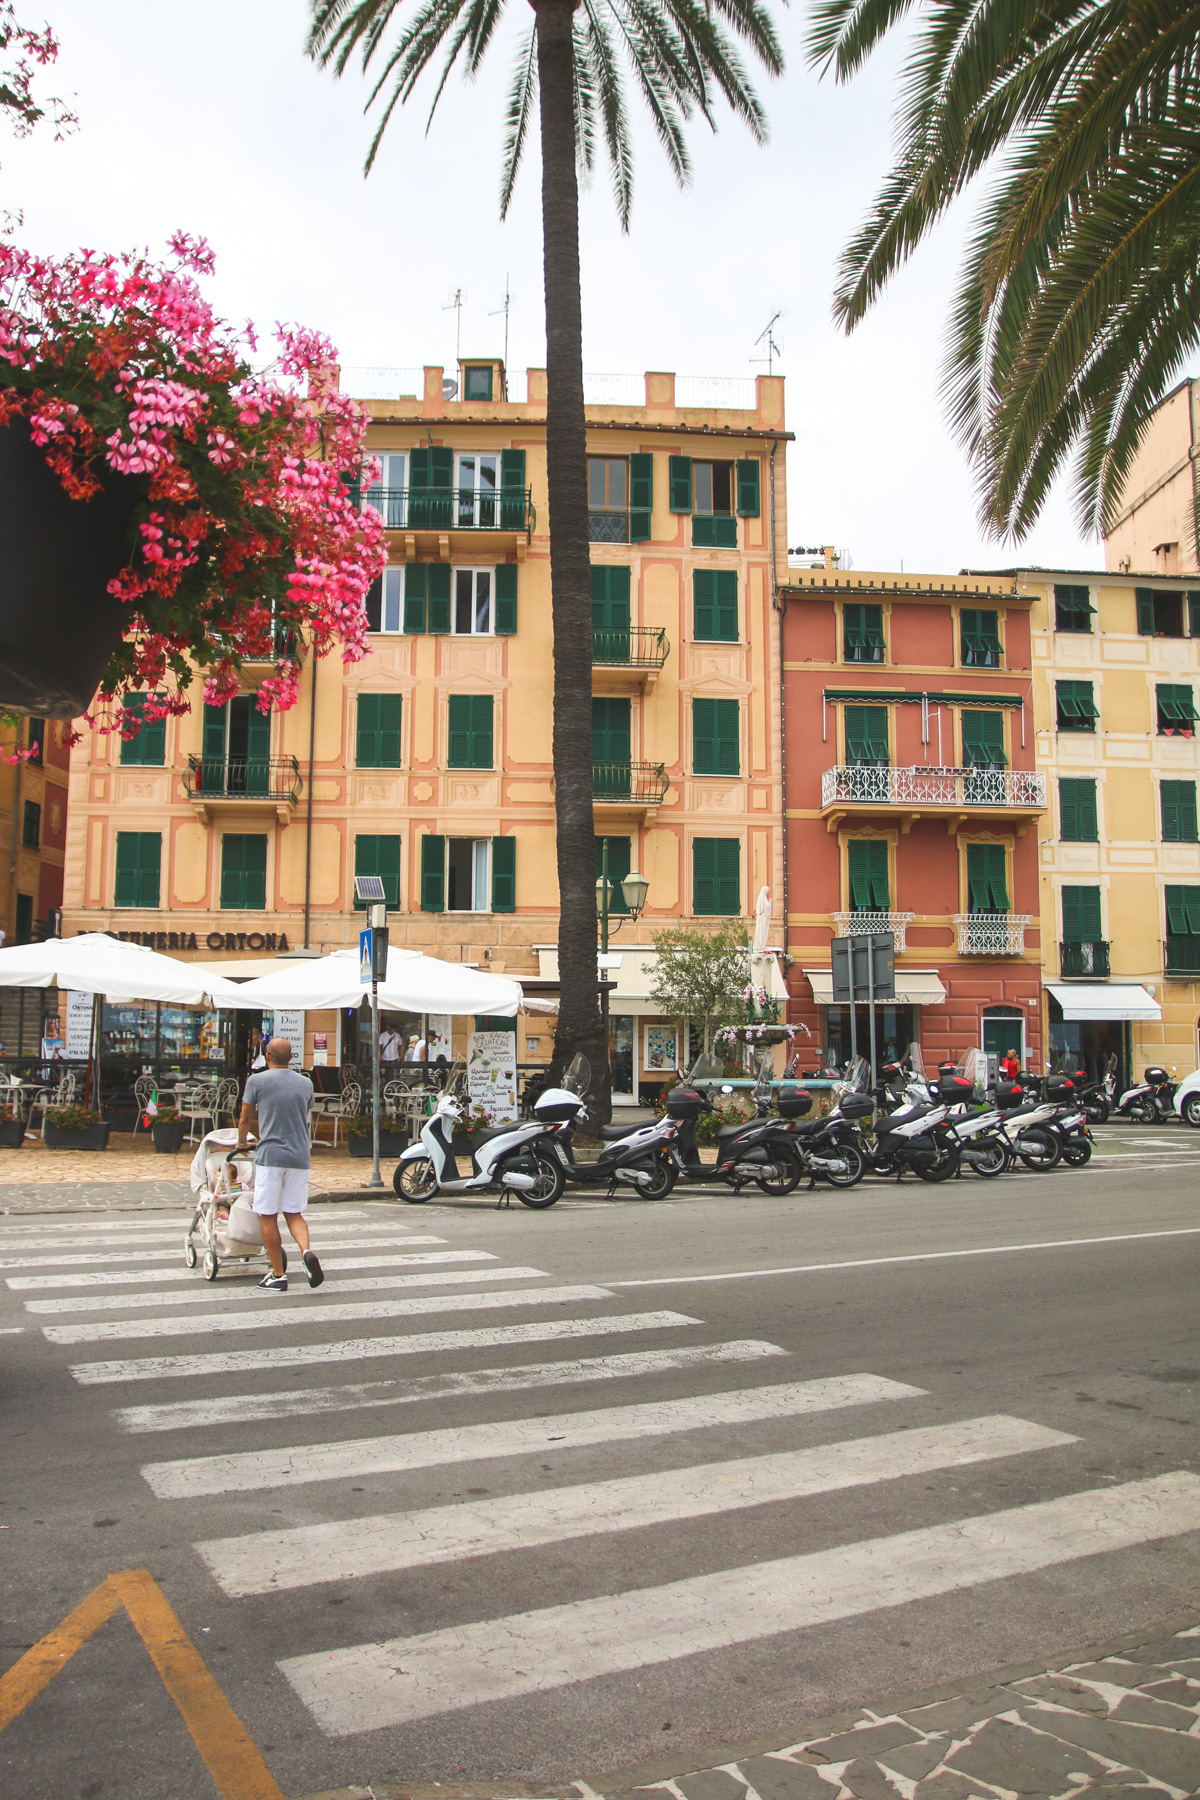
left=995, top=1081, right=1026, bottom=1109
left=774, top=1087, right=813, bottom=1119
left=1045, top=1074, right=1077, bottom=1098
left=665, top=1085, right=708, bottom=1119
left=839, top=1092, right=875, bottom=1120
left=937, top=1074, right=976, bottom=1102
left=532, top=1087, right=582, bottom=1123
left=1143, top=1065, right=1168, bottom=1083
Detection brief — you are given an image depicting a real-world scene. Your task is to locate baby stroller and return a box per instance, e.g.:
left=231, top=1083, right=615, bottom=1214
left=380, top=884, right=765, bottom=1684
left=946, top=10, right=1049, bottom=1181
left=185, top=1128, right=284, bottom=1283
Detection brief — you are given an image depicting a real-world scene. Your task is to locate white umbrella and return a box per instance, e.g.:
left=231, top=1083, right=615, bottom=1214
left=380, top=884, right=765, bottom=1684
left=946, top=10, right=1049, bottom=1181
left=0, top=933, right=245, bottom=1005
left=222, top=946, right=522, bottom=1018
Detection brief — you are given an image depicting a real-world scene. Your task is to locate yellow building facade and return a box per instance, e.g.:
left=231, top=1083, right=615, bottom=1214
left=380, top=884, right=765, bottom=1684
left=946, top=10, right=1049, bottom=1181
left=1020, top=569, right=1200, bottom=1076
left=60, top=362, right=789, bottom=1095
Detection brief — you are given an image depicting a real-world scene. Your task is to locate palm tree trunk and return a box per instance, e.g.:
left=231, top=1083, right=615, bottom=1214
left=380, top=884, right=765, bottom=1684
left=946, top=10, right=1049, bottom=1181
left=534, top=0, right=610, bottom=1116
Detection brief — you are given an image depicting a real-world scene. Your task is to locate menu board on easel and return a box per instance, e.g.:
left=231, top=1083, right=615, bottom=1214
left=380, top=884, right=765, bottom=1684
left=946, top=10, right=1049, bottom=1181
left=272, top=1009, right=305, bottom=1067
left=64, top=991, right=94, bottom=1060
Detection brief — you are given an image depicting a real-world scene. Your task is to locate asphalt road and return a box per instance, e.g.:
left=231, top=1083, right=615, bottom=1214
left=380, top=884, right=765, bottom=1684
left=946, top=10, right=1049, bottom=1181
left=1, top=1147, right=1198, bottom=1799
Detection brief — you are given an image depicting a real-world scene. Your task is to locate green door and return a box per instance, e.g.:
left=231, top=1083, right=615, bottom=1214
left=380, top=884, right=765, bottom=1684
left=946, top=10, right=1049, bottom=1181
left=592, top=696, right=631, bottom=799
left=591, top=566, right=631, bottom=663
left=982, top=1016, right=1024, bottom=1067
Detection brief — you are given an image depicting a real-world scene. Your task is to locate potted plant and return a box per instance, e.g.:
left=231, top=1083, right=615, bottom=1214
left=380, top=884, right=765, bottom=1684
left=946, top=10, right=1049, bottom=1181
left=346, top=1114, right=409, bottom=1158
left=0, top=234, right=384, bottom=724
left=0, top=1101, right=24, bottom=1148
left=44, top=1105, right=110, bottom=1151
left=150, top=1102, right=186, bottom=1154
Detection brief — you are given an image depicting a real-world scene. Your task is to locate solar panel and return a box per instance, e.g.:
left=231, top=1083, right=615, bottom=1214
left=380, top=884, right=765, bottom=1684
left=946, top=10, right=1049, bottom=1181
left=354, top=875, right=387, bottom=902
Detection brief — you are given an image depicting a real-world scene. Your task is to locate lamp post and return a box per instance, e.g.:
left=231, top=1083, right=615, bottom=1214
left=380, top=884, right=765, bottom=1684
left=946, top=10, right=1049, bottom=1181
left=595, top=837, right=650, bottom=1047
left=354, top=876, right=389, bottom=1190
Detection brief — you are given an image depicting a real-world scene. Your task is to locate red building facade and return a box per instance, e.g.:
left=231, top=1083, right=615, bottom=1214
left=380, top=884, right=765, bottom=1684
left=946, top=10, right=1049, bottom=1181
left=781, top=569, right=1044, bottom=1072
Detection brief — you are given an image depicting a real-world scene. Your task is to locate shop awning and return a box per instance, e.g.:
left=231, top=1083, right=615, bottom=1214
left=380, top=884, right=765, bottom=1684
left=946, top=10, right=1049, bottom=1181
left=1045, top=983, right=1161, bottom=1022
left=803, top=968, right=948, bottom=1006
left=535, top=947, right=788, bottom=1014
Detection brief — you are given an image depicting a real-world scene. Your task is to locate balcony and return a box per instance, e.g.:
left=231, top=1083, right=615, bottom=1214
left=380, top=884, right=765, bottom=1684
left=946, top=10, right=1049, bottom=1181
left=821, top=763, right=1046, bottom=834
left=592, top=625, right=669, bottom=691
left=1165, top=936, right=1200, bottom=976
left=1061, top=940, right=1110, bottom=978
left=953, top=913, right=1032, bottom=956
left=589, top=511, right=629, bottom=544
left=356, top=486, right=535, bottom=538
left=184, top=756, right=301, bottom=824
left=831, top=911, right=916, bottom=952
left=592, top=760, right=670, bottom=816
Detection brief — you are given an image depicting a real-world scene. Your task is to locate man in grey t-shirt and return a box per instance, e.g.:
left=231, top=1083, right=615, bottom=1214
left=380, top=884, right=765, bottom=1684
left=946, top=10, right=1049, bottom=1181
left=236, top=1038, right=322, bottom=1292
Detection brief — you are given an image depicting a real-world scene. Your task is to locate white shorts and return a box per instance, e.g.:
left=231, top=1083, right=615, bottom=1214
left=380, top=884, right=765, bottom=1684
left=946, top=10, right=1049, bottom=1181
left=252, top=1167, right=310, bottom=1215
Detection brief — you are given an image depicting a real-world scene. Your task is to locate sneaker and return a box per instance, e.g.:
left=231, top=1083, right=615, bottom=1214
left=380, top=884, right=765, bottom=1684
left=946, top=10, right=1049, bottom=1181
left=257, top=1272, right=287, bottom=1292
left=302, top=1250, right=324, bottom=1289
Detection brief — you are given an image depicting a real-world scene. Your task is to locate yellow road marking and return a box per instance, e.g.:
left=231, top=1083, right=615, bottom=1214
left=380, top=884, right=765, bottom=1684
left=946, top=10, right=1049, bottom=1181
left=0, top=1570, right=286, bottom=1800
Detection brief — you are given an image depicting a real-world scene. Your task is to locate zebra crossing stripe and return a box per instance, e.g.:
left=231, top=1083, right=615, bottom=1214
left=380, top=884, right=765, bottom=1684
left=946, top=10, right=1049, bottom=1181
left=6, top=1243, right=457, bottom=1289
left=141, top=1374, right=924, bottom=1499
left=1, top=1230, right=430, bottom=1271
left=69, top=1310, right=702, bottom=1385
left=279, top=1469, right=1200, bottom=1735
left=198, top=1413, right=1075, bottom=1596
left=25, top=1266, right=549, bottom=1315
left=114, top=1340, right=789, bottom=1434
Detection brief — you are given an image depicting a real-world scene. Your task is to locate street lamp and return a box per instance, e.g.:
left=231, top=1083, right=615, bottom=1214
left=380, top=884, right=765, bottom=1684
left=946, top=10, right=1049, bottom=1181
left=596, top=838, right=649, bottom=1043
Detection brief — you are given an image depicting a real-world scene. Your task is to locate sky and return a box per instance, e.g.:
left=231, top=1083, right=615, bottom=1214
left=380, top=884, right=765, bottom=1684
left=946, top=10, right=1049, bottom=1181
left=4, top=0, right=1106, bottom=574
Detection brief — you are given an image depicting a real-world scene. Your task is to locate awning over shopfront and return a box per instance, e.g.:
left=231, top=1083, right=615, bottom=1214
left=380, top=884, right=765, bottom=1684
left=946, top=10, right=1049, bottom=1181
left=534, top=947, right=789, bottom=1013
left=803, top=968, right=948, bottom=1006
left=1045, top=983, right=1161, bottom=1022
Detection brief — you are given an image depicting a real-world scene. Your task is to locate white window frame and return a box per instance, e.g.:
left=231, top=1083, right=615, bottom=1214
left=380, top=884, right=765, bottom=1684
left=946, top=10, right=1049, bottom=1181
left=378, top=566, right=404, bottom=634
left=446, top=837, right=491, bottom=913
left=692, top=459, right=734, bottom=518
left=364, top=454, right=407, bottom=528
left=455, top=453, right=499, bottom=528
left=453, top=566, right=494, bottom=637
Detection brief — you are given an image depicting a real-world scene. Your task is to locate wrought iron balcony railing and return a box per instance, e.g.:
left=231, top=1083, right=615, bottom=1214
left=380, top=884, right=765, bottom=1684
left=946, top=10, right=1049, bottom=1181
left=184, top=756, right=302, bottom=803
left=592, top=625, right=669, bottom=669
left=953, top=913, right=1032, bottom=956
left=355, top=486, right=534, bottom=533
left=592, top=760, right=670, bottom=804
left=1061, top=940, right=1110, bottom=978
left=1165, top=936, right=1200, bottom=975
left=588, top=510, right=629, bottom=544
left=822, top=763, right=1046, bottom=811
left=831, top=910, right=916, bottom=952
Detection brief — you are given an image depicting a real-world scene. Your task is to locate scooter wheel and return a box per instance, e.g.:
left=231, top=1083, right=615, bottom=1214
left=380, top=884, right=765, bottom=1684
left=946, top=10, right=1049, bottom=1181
left=184, top=1238, right=198, bottom=1268
left=1061, top=1137, right=1092, bottom=1166
left=915, top=1141, right=961, bottom=1182
left=1128, top=1098, right=1156, bottom=1124
left=395, top=1157, right=436, bottom=1202
left=1018, top=1126, right=1062, bottom=1170
left=516, top=1149, right=565, bottom=1208
left=1085, top=1097, right=1109, bottom=1125
left=970, top=1141, right=1011, bottom=1178
left=638, top=1154, right=677, bottom=1200
left=821, top=1142, right=866, bottom=1189
left=755, top=1147, right=804, bottom=1194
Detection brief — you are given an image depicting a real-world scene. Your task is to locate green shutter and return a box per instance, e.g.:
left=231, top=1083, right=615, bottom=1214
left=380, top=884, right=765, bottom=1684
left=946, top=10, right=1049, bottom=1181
left=244, top=700, right=270, bottom=795
left=848, top=839, right=889, bottom=910
left=967, top=843, right=1008, bottom=912
left=1157, top=684, right=1198, bottom=730
left=961, top=609, right=1002, bottom=666
left=629, top=453, right=653, bottom=541
left=668, top=455, right=692, bottom=513
left=409, top=447, right=452, bottom=527
left=1165, top=885, right=1200, bottom=935
left=592, top=566, right=631, bottom=661
left=693, top=569, right=737, bottom=641
left=114, top=832, right=160, bottom=909
left=499, top=449, right=526, bottom=530
left=1054, top=584, right=1094, bottom=630
left=595, top=835, right=632, bottom=914
left=1189, top=592, right=1200, bottom=637
left=692, top=514, right=738, bottom=549
left=1056, top=680, right=1098, bottom=729
left=591, top=695, right=631, bottom=766
left=403, top=565, right=427, bottom=634
left=843, top=603, right=885, bottom=662
left=736, top=458, right=760, bottom=518
left=844, top=706, right=889, bottom=765
left=448, top=694, right=493, bottom=769
left=201, top=702, right=227, bottom=790
left=494, top=564, right=518, bottom=635
left=962, top=710, right=1007, bottom=766
left=1059, top=778, right=1097, bottom=842
left=491, top=835, right=516, bottom=912
left=1136, top=587, right=1155, bottom=634
left=119, top=696, right=166, bottom=766
left=692, top=698, right=739, bottom=776
left=427, top=563, right=452, bottom=634
left=356, top=694, right=402, bottom=767
left=354, top=834, right=401, bottom=908
left=410, top=447, right=429, bottom=490
left=1162, top=780, right=1199, bottom=842
left=1062, top=886, right=1102, bottom=942
left=693, top=838, right=740, bottom=915
left=420, top=834, right=445, bottom=912
left=220, top=834, right=266, bottom=911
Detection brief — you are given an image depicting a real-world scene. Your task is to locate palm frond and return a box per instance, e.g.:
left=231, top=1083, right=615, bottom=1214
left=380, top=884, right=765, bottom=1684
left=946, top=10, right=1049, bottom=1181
left=498, top=22, right=537, bottom=218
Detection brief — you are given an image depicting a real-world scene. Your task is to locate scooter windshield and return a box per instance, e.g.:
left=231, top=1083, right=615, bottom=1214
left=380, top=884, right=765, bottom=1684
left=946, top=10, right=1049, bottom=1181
left=904, top=1042, right=927, bottom=1081
left=689, top=1053, right=724, bottom=1085
left=843, top=1055, right=871, bottom=1093
left=563, top=1055, right=591, bottom=1097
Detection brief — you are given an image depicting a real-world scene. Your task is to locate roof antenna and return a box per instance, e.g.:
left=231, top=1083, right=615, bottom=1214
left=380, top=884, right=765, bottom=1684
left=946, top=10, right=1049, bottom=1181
left=489, top=276, right=511, bottom=398
left=444, top=287, right=464, bottom=363
left=751, top=311, right=782, bottom=374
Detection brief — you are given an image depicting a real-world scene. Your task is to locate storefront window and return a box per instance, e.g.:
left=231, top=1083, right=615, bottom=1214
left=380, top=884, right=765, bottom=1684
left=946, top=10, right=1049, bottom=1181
left=823, top=1004, right=914, bottom=1074
left=99, top=1002, right=226, bottom=1071
left=609, top=1013, right=635, bottom=1096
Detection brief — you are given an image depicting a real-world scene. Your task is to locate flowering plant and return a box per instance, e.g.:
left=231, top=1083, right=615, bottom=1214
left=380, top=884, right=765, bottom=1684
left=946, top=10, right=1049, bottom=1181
left=742, top=981, right=781, bottom=1024
left=0, top=232, right=384, bottom=741
left=714, top=1023, right=812, bottom=1048
left=44, top=1104, right=103, bottom=1130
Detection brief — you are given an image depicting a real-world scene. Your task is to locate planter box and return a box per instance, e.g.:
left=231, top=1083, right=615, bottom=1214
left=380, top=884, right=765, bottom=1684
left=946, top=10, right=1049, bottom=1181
left=151, top=1119, right=187, bottom=1153
left=103, top=1108, right=139, bottom=1133
left=0, top=1119, right=25, bottom=1148
left=348, top=1128, right=409, bottom=1158
left=45, top=1122, right=111, bottom=1151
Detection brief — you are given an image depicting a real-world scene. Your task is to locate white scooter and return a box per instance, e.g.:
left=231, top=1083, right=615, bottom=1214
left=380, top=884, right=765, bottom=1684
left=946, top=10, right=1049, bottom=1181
left=393, top=1088, right=566, bottom=1207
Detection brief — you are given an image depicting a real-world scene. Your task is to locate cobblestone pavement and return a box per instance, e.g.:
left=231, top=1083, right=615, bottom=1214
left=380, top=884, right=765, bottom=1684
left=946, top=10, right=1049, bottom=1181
left=298, top=1617, right=1200, bottom=1800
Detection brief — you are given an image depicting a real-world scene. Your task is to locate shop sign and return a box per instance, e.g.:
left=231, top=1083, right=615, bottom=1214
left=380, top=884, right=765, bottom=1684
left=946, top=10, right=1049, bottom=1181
left=272, top=1009, right=305, bottom=1066
left=102, top=929, right=290, bottom=953
left=64, top=990, right=94, bottom=1059
left=467, top=1030, right=517, bottom=1124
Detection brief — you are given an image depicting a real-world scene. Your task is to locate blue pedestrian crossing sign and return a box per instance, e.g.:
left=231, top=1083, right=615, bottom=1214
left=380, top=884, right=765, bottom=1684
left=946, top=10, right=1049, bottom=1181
left=359, top=928, right=372, bottom=985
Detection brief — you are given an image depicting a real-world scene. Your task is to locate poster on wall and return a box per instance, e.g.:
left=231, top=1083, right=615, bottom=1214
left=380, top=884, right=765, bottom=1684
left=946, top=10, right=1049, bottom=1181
left=643, top=1023, right=679, bottom=1073
left=64, top=991, right=94, bottom=1060
left=311, top=1031, right=328, bottom=1067
left=427, top=1015, right=452, bottom=1062
left=467, top=1030, right=517, bottom=1123
left=272, top=1009, right=305, bottom=1067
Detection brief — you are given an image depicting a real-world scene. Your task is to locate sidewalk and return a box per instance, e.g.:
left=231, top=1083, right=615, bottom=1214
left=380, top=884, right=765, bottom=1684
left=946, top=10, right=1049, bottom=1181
left=299, top=1612, right=1200, bottom=1800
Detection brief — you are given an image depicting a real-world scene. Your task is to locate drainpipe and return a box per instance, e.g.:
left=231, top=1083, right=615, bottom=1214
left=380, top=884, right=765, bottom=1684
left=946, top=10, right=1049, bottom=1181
left=303, top=642, right=318, bottom=949
left=769, top=439, right=790, bottom=979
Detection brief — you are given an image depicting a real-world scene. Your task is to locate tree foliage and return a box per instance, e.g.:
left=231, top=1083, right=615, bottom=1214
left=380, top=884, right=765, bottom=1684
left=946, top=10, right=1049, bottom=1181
left=808, top=0, right=1200, bottom=547
left=649, top=925, right=750, bottom=1054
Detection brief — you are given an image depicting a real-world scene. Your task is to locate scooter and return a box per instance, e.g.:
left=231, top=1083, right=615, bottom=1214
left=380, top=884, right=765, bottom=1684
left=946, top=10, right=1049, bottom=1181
left=393, top=1088, right=566, bottom=1207
left=540, top=1056, right=680, bottom=1199
left=1116, top=1065, right=1176, bottom=1123
left=859, top=1047, right=963, bottom=1181
left=664, top=1054, right=818, bottom=1194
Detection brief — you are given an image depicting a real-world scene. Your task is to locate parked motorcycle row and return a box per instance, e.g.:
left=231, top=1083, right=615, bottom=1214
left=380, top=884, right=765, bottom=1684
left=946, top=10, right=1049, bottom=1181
left=391, top=1035, right=1192, bottom=1206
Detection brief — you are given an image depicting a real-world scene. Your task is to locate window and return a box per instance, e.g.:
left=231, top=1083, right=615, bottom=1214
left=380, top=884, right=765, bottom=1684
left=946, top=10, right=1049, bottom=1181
left=1157, top=684, right=1197, bottom=735
left=672, top=455, right=738, bottom=548
left=1137, top=588, right=1185, bottom=637
left=1162, top=780, right=1199, bottom=842
left=447, top=694, right=493, bottom=769
left=354, top=835, right=400, bottom=909
left=843, top=603, right=885, bottom=663
left=14, top=892, right=33, bottom=944
left=848, top=839, right=889, bottom=910
left=220, top=834, right=267, bottom=910
left=366, top=567, right=403, bottom=633
left=693, top=569, right=738, bottom=641
left=592, top=566, right=631, bottom=660
left=692, top=698, right=739, bottom=776
left=596, top=835, right=632, bottom=914
left=1059, top=778, right=1098, bottom=842
left=419, top=834, right=515, bottom=912
left=1062, top=886, right=1102, bottom=941
left=362, top=453, right=406, bottom=527
left=592, top=696, right=631, bottom=779
left=21, top=801, right=40, bottom=848
left=1055, top=584, right=1094, bottom=632
left=693, top=838, right=740, bottom=914
left=960, top=608, right=1002, bottom=667
left=463, top=365, right=493, bottom=401
left=1165, top=885, right=1200, bottom=973
left=114, top=832, right=161, bottom=909
left=1190, top=591, right=1200, bottom=636
left=693, top=459, right=733, bottom=517
left=1057, top=680, right=1098, bottom=732
left=455, top=453, right=498, bottom=528
left=966, top=843, right=1009, bottom=912
left=454, top=568, right=492, bottom=635
left=119, top=695, right=166, bottom=765
left=844, top=706, right=889, bottom=765
left=201, top=696, right=270, bottom=795
left=588, top=457, right=627, bottom=544
left=447, top=839, right=491, bottom=912
left=356, top=694, right=403, bottom=768
left=961, top=710, right=1007, bottom=766
left=25, top=718, right=44, bottom=764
